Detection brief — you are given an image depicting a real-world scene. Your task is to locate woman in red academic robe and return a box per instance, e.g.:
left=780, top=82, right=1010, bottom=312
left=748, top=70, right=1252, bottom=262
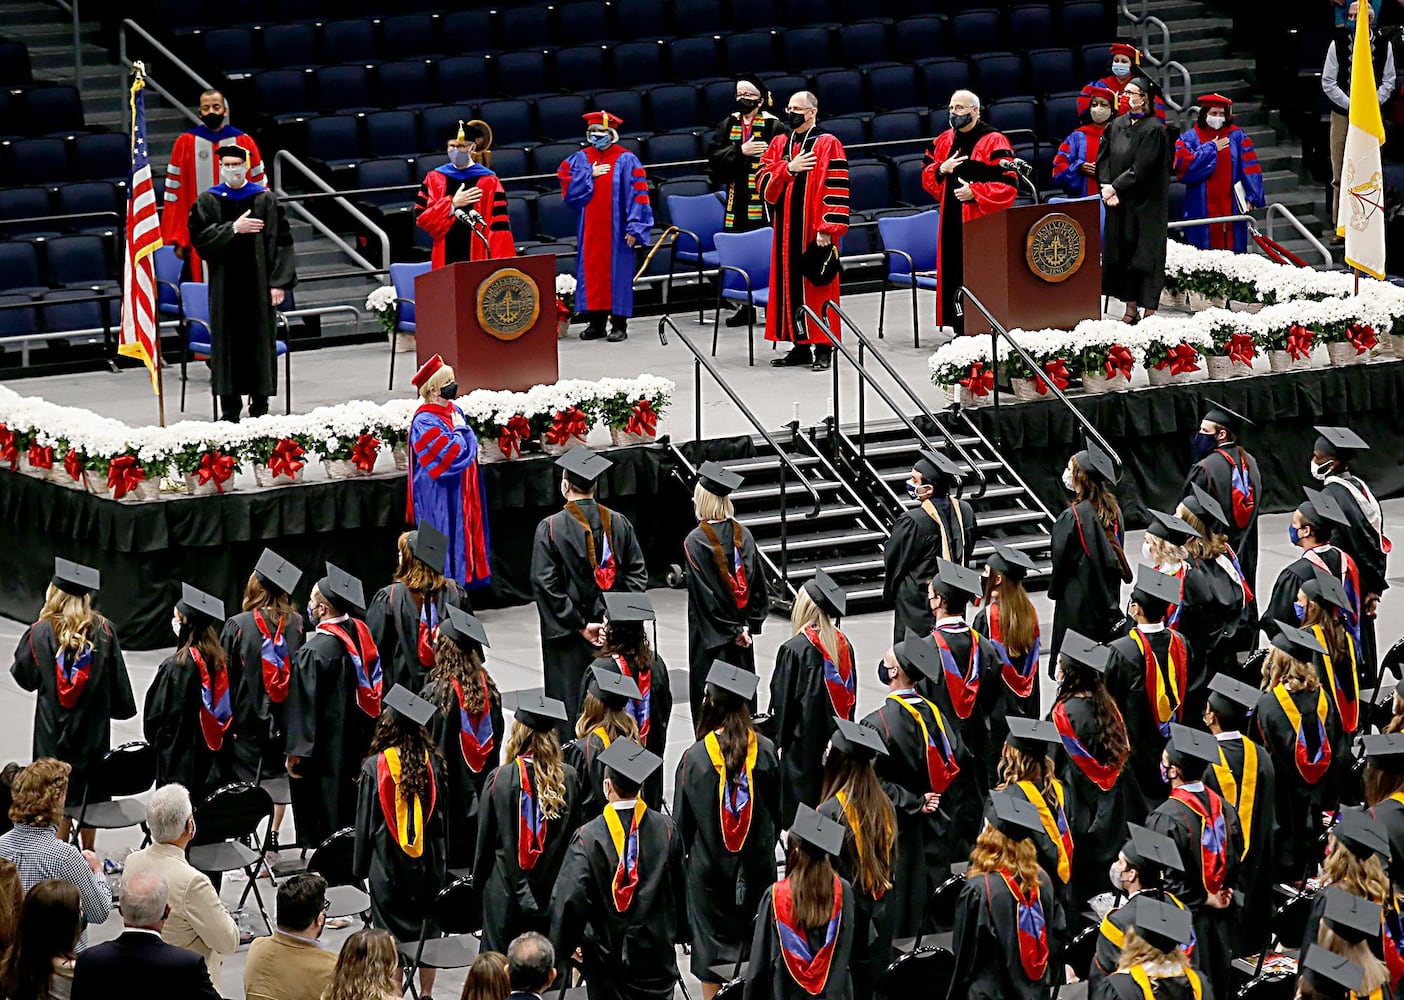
left=1053, top=85, right=1115, bottom=198
left=414, top=119, right=515, bottom=268
left=1173, top=94, right=1265, bottom=252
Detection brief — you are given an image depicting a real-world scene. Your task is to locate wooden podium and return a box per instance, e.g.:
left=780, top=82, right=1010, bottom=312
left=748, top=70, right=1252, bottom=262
left=961, top=199, right=1102, bottom=335
left=414, top=254, right=560, bottom=392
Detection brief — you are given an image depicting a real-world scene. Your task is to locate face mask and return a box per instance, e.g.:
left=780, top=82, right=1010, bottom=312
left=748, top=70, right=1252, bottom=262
left=1293, top=601, right=1307, bottom=623
left=306, top=600, right=318, bottom=624
left=220, top=165, right=247, bottom=188
left=1090, top=105, right=1112, bottom=124
left=1189, top=431, right=1217, bottom=462
left=171, top=614, right=182, bottom=638
left=906, top=482, right=920, bottom=500
left=876, top=659, right=892, bottom=685
left=736, top=97, right=760, bottom=114
left=448, top=148, right=472, bottom=168
left=1206, top=114, right=1226, bottom=129
left=1311, top=459, right=1333, bottom=481
left=1061, top=468, right=1076, bottom=492
left=1109, top=860, right=1127, bottom=893
left=1112, top=62, right=1132, bottom=78
left=786, top=111, right=809, bottom=129
left=1125, top=95, right=1145, bottom=115
left=439, top=380, right=459, bottom=400
left=200, top=112, right=225, bottom=132
left=1141, top=539, right=1155, bottom=562
left=1288, top=523, right=1303, bottom=546
left=949, top=112, right=974, bottom=131
left=1159, top=761, right=1173, bottom=785
left=588, top=132, right=612, bottom=150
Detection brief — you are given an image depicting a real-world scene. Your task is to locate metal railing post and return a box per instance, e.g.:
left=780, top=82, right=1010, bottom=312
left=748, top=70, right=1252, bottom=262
left=273, top=150, right=390, bottom=275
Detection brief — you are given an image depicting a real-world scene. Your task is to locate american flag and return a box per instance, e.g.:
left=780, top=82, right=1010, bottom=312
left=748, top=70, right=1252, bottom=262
left=117, top=71, right=163, bottom=392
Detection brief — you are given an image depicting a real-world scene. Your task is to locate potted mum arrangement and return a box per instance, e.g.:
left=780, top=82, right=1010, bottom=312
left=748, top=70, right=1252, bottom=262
left=311, top=401, right=384, bottom=478
left=1139, top=316, right=1210, bottom=386
left=1002, top=334, right=1073, bottom=402
left=240, top=416, right=312, bottom=487
left=366, top=285, right=413, bottom=353
left=1073, top=324, right=1138, bottom=393
left=163, top=423, right=240, bottom=496
left=1200, top=311, right=1257, bottom=380
left=459, top=390, right=522, bottom=464
left=1315, top=297, right=1380, bottom=366
left=927, top=337, right=994, bottom=406
left=1254, top=302, right=1315, bottom=372
left=531, top=380, right=598, bottom=454
left=597, top=375, right=673, bottom=446
left=555, top=274, right=577, bottom=338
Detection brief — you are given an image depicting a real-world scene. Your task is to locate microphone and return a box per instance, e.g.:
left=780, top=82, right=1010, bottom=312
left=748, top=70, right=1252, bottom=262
left=454, top=207, right=487, bottom=227
left=996, top=157, right=1032, bottom=173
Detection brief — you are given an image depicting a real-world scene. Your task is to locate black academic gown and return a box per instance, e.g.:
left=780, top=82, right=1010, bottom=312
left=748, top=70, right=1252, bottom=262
left=1096, top=112, right=1170, bottom=307
left=881, top=498, right=977, bottom=644
left=1005, top=779, right=1076, bottom=921
left=1145, top=785, right=1243, bottom=1000
left=743, top=876, right=856, bottom=1000
left=1262, top=547, right=1350, bottom=645
left=972, top=601, right=1043, bottom=728
left=1176, top=556, right=1255, bottom=721
left=1370, top=794, right=1404, bottom=886
left=863, top=691, right=980, bottom=937
left=683, top=518, right=770, bottom=724
left=1088, top=890, right=1198, bottom=997
left=770, top=629, right=856, bottom=822
left=1325, top=474, right=1388, bottom=683
left=1105, top=625, right=1193, bottom=820
left=143, top=649, right=236, bottom=803
left=10, top=616, right=135, bottom=806
left=549, top=804, right=686, bottom=1000
left=590, top=653, right=672, bottom=808
left=1048, top=501, right=1127, bottom=664
left=353, top=753, right=450, bottom=941
left=1186, top=446, right=1262, bottom=592
left=284, top=623, right=382, bottom=847
left=187, top=186, right=296, bottom=398
left=1201, top=733, right=1277, bottom=956
left=474, top=755, right=580, bottom=953
left=532, top=501, right=648, bottom=736
left=674, top=731, right=781, bottom=982
left=817, top=796, right=894, bottom=1000
left=1051, top=696, right=1132, bottom=911
left=1105, top=971, right=1212, bottom=1000
left=565, top=729, right=617, bottom=822
left=421, top=673, right=503, bottom=869
left=946, top=868, right=1064, bottom=1000
left=221, top=609, right=306, bottom=782
left=708, top=111, right=788, bottom=232
left=366, top=582, right=468, bottom=693
left=917, top=625, right=1005, bottom=792
left=1254, top=685, right=1344, bottom=883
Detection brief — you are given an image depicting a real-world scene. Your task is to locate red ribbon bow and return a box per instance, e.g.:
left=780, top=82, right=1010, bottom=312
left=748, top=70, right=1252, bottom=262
left=1348, top=323, right=1378, bottom=354
left=625, top=399, right=658, bottom=437
left=197, top=450, right=237, bottom=493
left=27, top=444, right=54, bottom=470
left=1154, top=343, right=1201, bottom=375
left=556, top=296, right=571, bottom=321
left=497, top=414, right=533, bottom=458
left=64, top=448, right=84, bottom=483
left=106, top=455, right=146, bottom=499
left=1103, top=344, right=1135, bottom=380
left=268, top=438, right=306, bottom=479
left=545, top=407, right=589, bottom=445
left=1034, top=358, right=1071, bottom=395
left=0, top=423, right=17, bottom=470
left=958, top=363, right=994, bottom=397
left=1226, top=332, right=1256, bottom=366
left=351, top=433, right=381, bottom=472
left=1286, top=324, right=1314, bottom=360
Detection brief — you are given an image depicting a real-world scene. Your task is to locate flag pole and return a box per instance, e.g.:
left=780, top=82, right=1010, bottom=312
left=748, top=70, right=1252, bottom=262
left=134, top=62, right=166, bottom=428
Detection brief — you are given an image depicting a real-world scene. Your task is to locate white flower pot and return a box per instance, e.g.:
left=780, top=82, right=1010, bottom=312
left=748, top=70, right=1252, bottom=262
left=392, top=443, right=408, bottom=471
left=114, top=479, right=160, bottom=503
left=1009, top=377, right=1045, bottom=402
left=388, top=331, right=415, bottom=353
left=1391, top=334, right=1404, bottom=359
left=610, top=427, right=656, bottom=447
left=540, top=434, right=588, bottom=456
left=1187, top=292, right=1227, bottom=312
left=323, top=459, right=366, bottom=479
left=558, top=317, right=572, bottom=340
left=1081, top=371, right=1131, bottom=394
left=1268, top=350, right=1312, bottom=373
left=1158, top=289, right=1191, bottom=312
left=20, top=457, right=48, bottom=478
left=1205, top=354, right=1252, bottom=380
left=183, top=472, right=226, bottom=497
left=253, top=464, right=305, bottom=487
left=478, top=437, right=512, bottom=464
left=1227, top=300, right=1263, bottom=313
left=1146, top=363, right=1203, bottom=387
left=944, top=384, right=992, bottom=407
left=1326, top=341, right=1367, bottom=366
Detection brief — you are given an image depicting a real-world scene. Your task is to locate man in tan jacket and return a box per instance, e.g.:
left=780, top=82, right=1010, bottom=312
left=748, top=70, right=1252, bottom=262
left=243, top=873, right=338, bottom=1000
left=121, top=784, right=239, bottom=984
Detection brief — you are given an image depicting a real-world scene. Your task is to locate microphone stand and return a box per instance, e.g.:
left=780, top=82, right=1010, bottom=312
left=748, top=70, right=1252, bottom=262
left=456, top=208, right=493, bottom=256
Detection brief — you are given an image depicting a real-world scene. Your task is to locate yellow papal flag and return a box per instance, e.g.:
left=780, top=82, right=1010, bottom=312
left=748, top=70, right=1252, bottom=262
left=1337, top=6, right=1388, bottom=278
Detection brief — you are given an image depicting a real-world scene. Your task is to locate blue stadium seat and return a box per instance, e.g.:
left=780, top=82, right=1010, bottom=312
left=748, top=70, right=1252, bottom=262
left=537, top=95, right=589, bottom=143
left=971, top=52, right=1028, bottom=101
left=20, top=86, right=85, bottom=134
left=501, top=7, right=552, bottom=51
left=377, top=61, right=435, bottom=110
left=555, top=46, right=610, bottom=93
left=322, top=19, right=380, bottom=63
left=354, top=158, right=415, bottom=209
left=1043, top=92, right=1082, bottom=141
left=316, top=64, right=377, bottom=114
left=701, top=80, right=738, bottom=122
left=498, top=51, right=552, bottom=97
left=531, top=142, right=582, bottom=179
left=72, top=133, right=131, bottom=183
left=784, top=27, right=834, bottom=71
left=489, top=147, right=531, bottom=181
left=760, top=74, right=810, bottom=105
left=441, top=10, right=497, bottom=55
left=837, top=22, right=891, bottom=65
left=644, top=132, right=701, bottom=176
left=364, top=111, right=420, bottom=158
left=670, top=36, right=720, bottom=83
left=951, top=9, right=1004, bottom=54
left=732, top=0, right=779, bottom=30
left=420, top=106, right=470, bottom=147
left=0, top=187, right=54, bottom=237
left=1027, top=48, right=1078, bottom=96
left=153, top=245, right=182, bottom=319
left=848, top=161, right=893, bottom=213
left=42, top=288, right=116, bottom=335
left=0, top=294, right=39, bottom=343
left=664, top=191, right=723, bottom=322
left=675, top=0, right=724, bottom=36
left=918, top=58, right=971, bottom=106
left=535, top=191, right=577, bottom=240
left=260, top=23, right=317, bottom=68
left=611, top=41, right=667, bottom=87
left=43, top=235, right=113, bottom=288
left=823, top=115, right=867, bottom=148
left=4, top=138, right=70, bottom=185
left=56, top=182, right=122, bottom=231
left=867, top=64, right=920, bottom=111
left=725, top=30, right=779, bottom=72
left=1009, top=6, right=1056, bottom=51
left=813, top=69, right=866, bottom=116
left=1063, top=3, right=1112, bottom=45
left=0, top=39, right=32, bottom=85
left=197, top=28, right=257, bottom=74
left=0, top=243, right=45, bottom=294
left=988, top=98, right=1039, bottom=137
left=1080, top=43, right=1112, bottom=82
left=414, top=152, right=449, bottom=178
left=382, top=15, right=439, bottom=59
left=892, top=154, right=930, bottom=205
left=438, top=56, right=493, bottom=103
left=587, top=91, right=644, bottom=131
left=870, top=110, right=926, bottom=144
left=898, top=16, right=949, bottom=62
left=613, top=0, right=668, bottom=40
left=304, top=115, right=363, bottom=167
left=645, top=85, right=700, bottom=132
left=557, top=2, right=614, bottom=45
left=254, top=69, right=317, bottom=119
left=477, top=100, right=535, bottom=146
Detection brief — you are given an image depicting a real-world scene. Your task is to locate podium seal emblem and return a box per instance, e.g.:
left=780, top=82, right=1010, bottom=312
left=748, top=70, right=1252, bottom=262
left=476, top=268, right=540, bottom=341
left=1025, top=213, right=1085, bottom=284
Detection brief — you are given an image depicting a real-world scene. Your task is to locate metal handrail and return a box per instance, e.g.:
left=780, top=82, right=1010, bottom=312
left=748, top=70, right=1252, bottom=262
left=814, top=301, right=989, bottom=499
left=1168, top=213, right=1256, bottom=231
left=273, top=149, right=390, bottom=275
left=1267, top=203, right=1334, bottom=268
left=117, top=19, right=211, bottom=130
left=50, top=0, right=84, bottom=102
left=1140, top=16, right=1172, bottom=67
left=958, top=286, right=1123, bottom=479
left=1162, top=60, right=1193, bottom=116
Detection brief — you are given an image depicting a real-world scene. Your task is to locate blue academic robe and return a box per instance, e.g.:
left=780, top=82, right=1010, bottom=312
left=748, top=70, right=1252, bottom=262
left=558, top=145, right=653, bottom=317
left=1173, top=126, right=1265, bottom=252
left=407, top=402, right=491, bottom=589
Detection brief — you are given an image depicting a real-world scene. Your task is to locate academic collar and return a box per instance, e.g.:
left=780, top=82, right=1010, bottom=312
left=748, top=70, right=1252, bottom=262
left=1175, top=782, right=1206, bottom=793
left=704, top=517, right=728, bottom=523
left=275, top=928, right=326, bottom=947
left=890, top=687, right=917, bottom=697
left=1137, top=622, right=1167, bottom=634
left=935, top=616, right=966, bottom=629
left=611, top=799, right=638, bottom=810
left=208, top=181, right=267, bottom=202
left=1214, top=730, right=1241, bottom=741
left=567, top=496, right=596, bottom=506
left=319, top=614, right=350, bottom=626
left=189, top=124, right=244, bottom=143
left=435, top=161, right=494, bottom=182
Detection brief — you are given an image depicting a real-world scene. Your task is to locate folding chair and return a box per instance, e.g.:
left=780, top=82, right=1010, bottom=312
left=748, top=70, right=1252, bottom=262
left=64, top=742, right=158, bottom=846
left=187, top=782, right=276, bottom=934
left=398, top=878, right=482, bottom=1000
left=665, top=192, right=724, bottom=324
left=711, top=227, right=772, bottom=366
left=876, top=210, right=939, bottom=348
left=387, top=261, right=431, bottom=389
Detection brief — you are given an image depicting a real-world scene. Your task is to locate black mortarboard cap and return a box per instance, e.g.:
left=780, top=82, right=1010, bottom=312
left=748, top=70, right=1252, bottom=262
left=410, top=523, right=450, bottom=573
left=1207, top=673, right=1259, bottom=716
left=514, top=692, right=568, bottom=731
left=1074, top=438, right=1118, bottom=483
left=1165, top=723, right=1221, bottom=768
left=1301, top=945, right=1366, bottom=997
left=800, top=240, right=841, bottom=285
left=1203, top=399, right=1252, bottom=434
left=705, top=660, right=759, bottom=701
left=1321, top=886, right=1383, bottom=944
left=1130, top=897, right=1195, bottom=952
left=1123, top=823, right=1184, bottom=873
left=556, top=448, right=612, bottom=489
left=216, top=143, right=250, bottom=161
left=384, top=683, right=436, bottom=727
left=1300, top=486, right=1349, bottom=527
left=1363, top=733, right=1404, bottom=773
left=52, top=557, right=100, bottom=597
left=178, top=583, right=226, bottom=625
left=440, top=605, right=490, bottom=651
left=789, top=803, right=845, bottom=857
left=1132, top=565, right=1183, bottom=610
left=1005, top=717, right=1062, bottom=755
left=1059, top=630, right=1110, bottom=673
left=735, top=74, right=771, bottom=108
left=987, top=543, right=1037, bottom=582
left=1332, top=807, right=1391, bottom=862
left=895, top=629, right=939, bottom=681
left=987, top=790, right=1046, bottom=841
left=589, top=662, right=642, bottom=708
left=831, top=718, right=888, bottom=761
left=1183, top=484, right=1227, bottom=532
left=1314, top=425, right=1369, bottom=457
left=599, top=738, right=661, bottom=786
left=253, top=549, right=301, bottom=596
left=697, top=460, right=743, bottom=497
left=803, top=569, right=847, bottom=618
left=931, top=558, right=983, bottom=600
left=1145, top=509, right=1202, bottom=545
left=319, top=562, right=366, bottom=613
left=602, top=591, right=655, bottom=622
left=914, top=448, right=963, bottom=485
left=1302, top=567, right=1352, bottom=612
left=1269, top=619, right=1327, bottom=660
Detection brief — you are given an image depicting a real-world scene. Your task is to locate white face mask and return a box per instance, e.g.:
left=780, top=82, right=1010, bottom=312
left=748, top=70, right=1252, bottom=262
left=220, top=164, right=248, bottom=188
left=1061, top=468, right=1076, bottom=491
left=1311, top=459, right=1333, bottom=481
left=1205, top=114, right=1226, bottom=130
left=1090, top=105, right=1112, bottom=124
left=1141, top=539, right=1155, bottom=561
left=1109, top=859, right=1127, bottom=892
left=171, top=613, right=182, bottom=638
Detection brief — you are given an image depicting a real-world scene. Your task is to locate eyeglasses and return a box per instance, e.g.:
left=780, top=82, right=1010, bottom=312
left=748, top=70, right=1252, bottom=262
left=321, top=900, right=331, bottom=912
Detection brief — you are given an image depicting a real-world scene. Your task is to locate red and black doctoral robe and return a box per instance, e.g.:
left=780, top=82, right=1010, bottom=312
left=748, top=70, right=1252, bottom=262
left=414, top=163, right=515, bottom=268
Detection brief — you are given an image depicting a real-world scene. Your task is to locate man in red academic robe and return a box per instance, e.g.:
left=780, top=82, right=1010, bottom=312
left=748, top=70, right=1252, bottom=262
left=414, top=119, right=515, bottom=268
left=757, top=90, right=850, bottom=372
left=161, top=88, right=263, bottom=281
left=921, top=89, right=1017, bottom=335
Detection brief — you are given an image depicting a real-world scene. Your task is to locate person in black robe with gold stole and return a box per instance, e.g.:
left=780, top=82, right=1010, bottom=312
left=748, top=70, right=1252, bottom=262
left=550, top=741, right=686, bottom=1000
left=1090, top=824, right=1196, bottom=995
left=743, top=806, right=856, bottom=1000
left=532, top=450, right=648, bottom=739
left=187, top=143, right=296, bottom=423
left=595, top=592, right=671, bottom=809
left=1364, top=734, right=1404, bottom=887
left=947, top=792, right=1064, bottom=1000
left=474, top=694, right=580, bottom=954
left=1296, top=813, right=1393, bottom=973
left=565, top=664, right=642, bottom=820
left=421, top=606, right=501, bottom=869
left=1260, top=489, right=1361, bottom=648
left=1048, top=442, right=1131, bottom=665
left=367, top=525, right=470, bottom=693
left=882, top=450, right=977, bottom=644
left=1145, top=725, right=1243, bottom=1000
left=1096, top=75, right=1170, bottom=325
left=353, top=686, right=449, bottom=1000
left=769, top=570, right=856, bottom=820
left=683, top=463, right=770, bottom=728
left=997, top=718, right=1077, bottom=921
left=675, top=663, right=781, bottom=995
left=1185, top=401, right=1262, bottom=594
left=285, top=564, right=383, bottom=849
left=816, top=720, right=897, bottom=1000
left=1101, top=900, right=1207, bottom=1000
left=1201, top=673, right=1277, bottom=958
left=862, top=632, right=979, bottom=938
left=10, top=558, right=135, bottom=846
left=1106, top=566, right=1196, bottom=818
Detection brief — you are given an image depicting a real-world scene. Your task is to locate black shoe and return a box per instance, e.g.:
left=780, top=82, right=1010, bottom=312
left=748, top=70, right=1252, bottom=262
left=606, top=327, right=628, bottom=342
left=725, top=304, right=755, bottom=328
left=769, top=345, right=812, bottom=368
left=810, top=347, right=832, bottom=371
left=580, top=325, right=607, bottom=341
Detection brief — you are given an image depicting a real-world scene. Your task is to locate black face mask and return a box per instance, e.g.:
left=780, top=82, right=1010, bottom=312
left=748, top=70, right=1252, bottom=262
left=736, top=97, right=761, bottom=114
left=200, top=112, right=225, bottom=132
left=439, top=380, right=459, bottom=400
left=786, top=111, right=808, bottom=129
left=876, top=658, right=892, bottom=685
left=949, top=112, right=974, bottom=130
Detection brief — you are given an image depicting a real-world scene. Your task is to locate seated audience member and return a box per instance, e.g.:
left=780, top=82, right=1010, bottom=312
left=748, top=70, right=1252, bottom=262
left=322, top=928, right=401, bottom=1000
left=243, top=873, right=338, bottom=1000
left=5, top=880, right=82, bottom=1000
left=507, top=932, right=557, bottom=998
left=461, top=950, right=511, bottom=1000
